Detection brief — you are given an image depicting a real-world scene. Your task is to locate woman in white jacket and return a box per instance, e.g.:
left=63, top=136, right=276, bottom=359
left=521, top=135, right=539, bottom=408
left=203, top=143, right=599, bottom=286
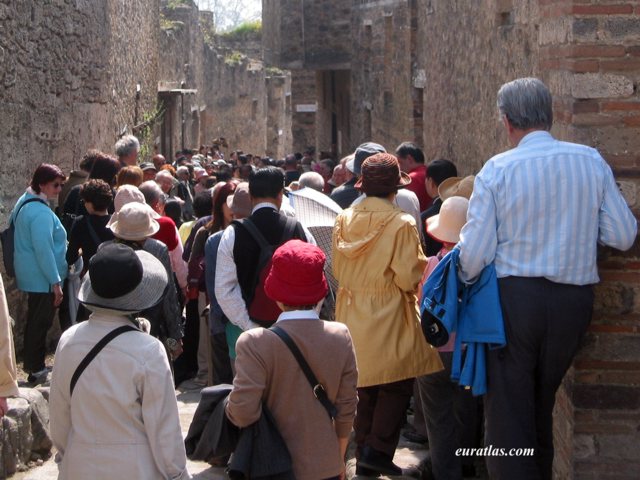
left=50, top=242, right=191, bottom=480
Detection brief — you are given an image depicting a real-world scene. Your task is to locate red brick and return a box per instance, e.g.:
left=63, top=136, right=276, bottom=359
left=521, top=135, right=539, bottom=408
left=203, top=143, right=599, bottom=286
left=588, top=324, right=637, bottom=333
left=600, top=58, right=640, bottom=71
left=539, top=58, right=561, bottom=70
left=623, top=115, right=640, bottom=126
left=599, top=271, right=640, bottom=282
left=602, top=101, right=640, bottom=111
left=571, top=100, right=600, bottom=114
left=574, top=421, right=636, bottom=434
left=570, top=44, right=627, bottom=58
left=572, top=4, right=634, bottom=15
left=563, top=59, right=600, bottom=72
left=626, top=45, right=640, bottom=56
left=572, top=113, right=622, bottom=126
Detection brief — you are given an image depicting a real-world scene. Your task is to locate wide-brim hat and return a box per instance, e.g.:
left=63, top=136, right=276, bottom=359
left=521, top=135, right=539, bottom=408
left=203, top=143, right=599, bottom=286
left=264, top=239, right=328, bottom=306
left=426, top=196, right=469, bottom=243
left=355, top=153, right=411, bottom=195
left=78, top=243, right=167, bottom=313
left=226, top=182, right=251, bottom=217
left=108, top=202, right=160, bottom=240
left=438, top=175, right=475, bottom=201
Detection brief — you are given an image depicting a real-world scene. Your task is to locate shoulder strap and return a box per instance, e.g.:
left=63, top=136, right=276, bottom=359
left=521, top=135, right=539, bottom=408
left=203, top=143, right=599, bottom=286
left=70, top=325, right=138, bottom=396
left=12, top=198, right=47, bottom=225
left=235, top=218, right=270, bottom=249
left=85, top=216, right=102, bottom=247
left=280, top=216, right=298, bottom=243
left=270, top=325, right=337, bottom=420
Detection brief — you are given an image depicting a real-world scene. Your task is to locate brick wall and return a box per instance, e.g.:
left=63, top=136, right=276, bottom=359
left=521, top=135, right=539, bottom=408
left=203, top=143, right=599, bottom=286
left=540, top=1, right=640, bottom=477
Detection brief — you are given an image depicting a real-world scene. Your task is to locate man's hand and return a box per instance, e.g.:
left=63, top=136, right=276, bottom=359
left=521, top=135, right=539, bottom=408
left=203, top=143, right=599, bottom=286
left=52, top=283, right=63, bottom=307
left=170, top=339, right=183, bottom=360
left=0, top=397, right=8, bottom=418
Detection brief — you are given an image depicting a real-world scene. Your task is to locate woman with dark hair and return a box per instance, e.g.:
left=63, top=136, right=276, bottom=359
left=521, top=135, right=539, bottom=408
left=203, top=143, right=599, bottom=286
left=62, top=152, right=120, bottom=224
left=11, top=163, right=68, bottom=385
left=183, top=181, right=236, bottom=386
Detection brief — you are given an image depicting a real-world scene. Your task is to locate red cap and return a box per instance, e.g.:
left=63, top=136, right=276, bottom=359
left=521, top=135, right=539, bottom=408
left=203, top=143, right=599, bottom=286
left=264, top=240, right=328, bottom=306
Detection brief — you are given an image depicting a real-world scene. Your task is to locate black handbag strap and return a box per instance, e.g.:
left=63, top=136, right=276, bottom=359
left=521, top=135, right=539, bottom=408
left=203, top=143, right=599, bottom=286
left=270, top=325, right=338, bottom=420
left=70, top=325, right=138, bottom=396
left=12, top=198, right=47, bottom=225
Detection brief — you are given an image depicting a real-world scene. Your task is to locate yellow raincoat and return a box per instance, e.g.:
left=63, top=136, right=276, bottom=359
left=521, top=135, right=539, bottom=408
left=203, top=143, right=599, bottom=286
left=333, top=196, right=443, bottom=388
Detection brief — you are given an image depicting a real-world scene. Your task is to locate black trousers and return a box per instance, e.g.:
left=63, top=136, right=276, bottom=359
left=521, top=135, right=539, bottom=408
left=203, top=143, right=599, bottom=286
left=418, top=352, right=478, bottom=480
left=354, top=378, right=414, bottom=458
left=486, top=277, right=593, bottom=480
left=210, top=331, right=233, bottom=385
left=23, top=292, right=56, bottom=373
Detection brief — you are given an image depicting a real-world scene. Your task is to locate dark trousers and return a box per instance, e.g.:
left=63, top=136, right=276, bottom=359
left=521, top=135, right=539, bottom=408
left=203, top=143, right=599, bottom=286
left=173, top=298, right=200, bottom=385
left=210, top=332, right=233, bottom=385
left=355, top=378, right=414, bottom=458
left=23, top=292, right=56, bottom=373
left=486, top=277, right=593, bottom=480
left=418, top=352, right=478, bottom=480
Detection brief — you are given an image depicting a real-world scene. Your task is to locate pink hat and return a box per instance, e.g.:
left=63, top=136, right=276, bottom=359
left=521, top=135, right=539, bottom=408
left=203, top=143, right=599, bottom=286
left=264, top=240, right=328, bottom=306
left=426, top=196, right=469, bottom=243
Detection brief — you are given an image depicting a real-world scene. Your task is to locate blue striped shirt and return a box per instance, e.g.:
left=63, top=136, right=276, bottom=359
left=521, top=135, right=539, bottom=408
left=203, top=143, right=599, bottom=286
left=459, top=131, right=637, bottom=285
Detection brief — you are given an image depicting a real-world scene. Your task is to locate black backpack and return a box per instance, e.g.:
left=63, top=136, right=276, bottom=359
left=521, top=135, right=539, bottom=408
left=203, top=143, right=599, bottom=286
left=234, top=216, right=303, bottom=327
left=1, top=198, right=47, bottom=277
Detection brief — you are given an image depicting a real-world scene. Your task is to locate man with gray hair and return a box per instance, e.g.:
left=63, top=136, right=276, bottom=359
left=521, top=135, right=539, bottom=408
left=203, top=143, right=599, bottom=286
left=298, top=171, right=325, bottom=192
left=115, top=135, right=140, bottom=167
left=458, top=78, right=637, bottom=480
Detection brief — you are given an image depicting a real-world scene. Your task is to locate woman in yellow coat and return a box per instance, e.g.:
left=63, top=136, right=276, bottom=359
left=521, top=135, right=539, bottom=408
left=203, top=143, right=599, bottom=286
left=333, top=152, right=442, bottom=476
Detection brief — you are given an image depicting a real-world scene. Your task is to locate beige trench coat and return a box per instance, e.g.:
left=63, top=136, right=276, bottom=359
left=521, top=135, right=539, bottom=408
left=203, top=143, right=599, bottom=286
left=50, top=312, right=191, bottom=480
left=333, top=197, right=443, bottom=387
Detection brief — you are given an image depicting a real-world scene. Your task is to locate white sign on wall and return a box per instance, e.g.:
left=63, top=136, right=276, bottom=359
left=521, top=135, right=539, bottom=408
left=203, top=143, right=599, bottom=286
left=296, top=104, right=318, bottom=113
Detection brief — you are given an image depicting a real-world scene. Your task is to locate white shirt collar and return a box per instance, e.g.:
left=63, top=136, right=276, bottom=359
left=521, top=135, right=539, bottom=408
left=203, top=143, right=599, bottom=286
left=276, top=310, right=320, bottom=322
left=252, top=202, right=278, bottom=214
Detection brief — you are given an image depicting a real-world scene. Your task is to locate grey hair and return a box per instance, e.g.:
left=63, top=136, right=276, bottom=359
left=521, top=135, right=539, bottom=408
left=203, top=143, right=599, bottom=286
left=138, top=180, right=163, bottom=206
left=115, top=135, right=140, bottom=158
left=497, top=78, right=553, bottom=131
left=298, top=171, right=325, bottom=192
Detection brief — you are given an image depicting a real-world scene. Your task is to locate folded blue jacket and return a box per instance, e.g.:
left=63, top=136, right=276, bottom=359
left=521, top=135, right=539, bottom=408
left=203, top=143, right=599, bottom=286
left=420, top=247, right=506, bottom=395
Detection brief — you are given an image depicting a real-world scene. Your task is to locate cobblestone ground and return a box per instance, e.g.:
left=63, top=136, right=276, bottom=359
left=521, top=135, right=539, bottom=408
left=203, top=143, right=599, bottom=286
left=12, top=388, right=227, bottom=480
left=13, top=386, right=479, bottom=480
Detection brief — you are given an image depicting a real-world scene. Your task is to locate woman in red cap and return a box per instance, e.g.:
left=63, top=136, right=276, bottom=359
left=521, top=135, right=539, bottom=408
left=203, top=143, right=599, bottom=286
left=226, top=239, right=358, bottom=480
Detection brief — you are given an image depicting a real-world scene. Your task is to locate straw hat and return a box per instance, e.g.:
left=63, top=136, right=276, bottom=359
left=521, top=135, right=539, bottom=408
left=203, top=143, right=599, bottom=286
left=426, top=196, right=469, bottom=243
left=355, top=153, right=411, bottom=195
left=438, top=175, right=475, bottom=201
left=78, top=243, right=167, bottom=313
left=108, top=202, right=160, bottom=240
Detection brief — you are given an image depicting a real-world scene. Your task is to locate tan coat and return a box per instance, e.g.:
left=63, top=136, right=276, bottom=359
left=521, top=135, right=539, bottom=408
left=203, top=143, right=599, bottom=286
left=0, top=274, right=19, bottom=398
left=333, top=196, right=442, bottom=387
left=50, top=312, right=190, bottom=480
left=226, top=318, right=358, bottom=480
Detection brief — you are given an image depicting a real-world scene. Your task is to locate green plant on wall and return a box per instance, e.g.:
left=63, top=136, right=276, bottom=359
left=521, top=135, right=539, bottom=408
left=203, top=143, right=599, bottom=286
left=135, top=103, right=166, bottom=162
left=166, top=0, right=191, bottom=10
left=224, top=51, right=246, bottom=66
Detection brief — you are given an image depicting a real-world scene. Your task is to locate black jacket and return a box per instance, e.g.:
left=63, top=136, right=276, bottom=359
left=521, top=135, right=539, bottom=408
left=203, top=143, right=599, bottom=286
left=185, top=385, right=294, bottom=480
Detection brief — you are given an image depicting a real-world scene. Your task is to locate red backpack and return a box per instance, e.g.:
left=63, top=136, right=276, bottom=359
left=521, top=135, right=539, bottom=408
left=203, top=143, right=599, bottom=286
left=235, top=216, right=302, bottom=327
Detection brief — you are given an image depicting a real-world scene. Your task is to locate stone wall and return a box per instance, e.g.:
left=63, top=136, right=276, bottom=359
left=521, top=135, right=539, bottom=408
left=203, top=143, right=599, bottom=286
left=290, top=70, right=318, bottom=154
left=158, top=1, right=292, bottom=158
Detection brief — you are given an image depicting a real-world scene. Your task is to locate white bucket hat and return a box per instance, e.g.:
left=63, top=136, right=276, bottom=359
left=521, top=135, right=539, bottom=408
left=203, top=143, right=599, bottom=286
left=78, top=243, right=167, bottom=313
left=114, top=184, right=147, bottom=213
left=426, top=196, right=469, bottom=244
left=108, top=202, right=160, bottom=240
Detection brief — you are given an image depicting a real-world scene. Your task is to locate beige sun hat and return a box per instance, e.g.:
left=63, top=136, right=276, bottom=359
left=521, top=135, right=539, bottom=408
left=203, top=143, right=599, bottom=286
left=108, top=202, right=160, bottom=241
left=426, top=196, right=470, bottom=244
left=113, top=184, right=154, bottom=213
left=438, top=175, right=475, bottom=201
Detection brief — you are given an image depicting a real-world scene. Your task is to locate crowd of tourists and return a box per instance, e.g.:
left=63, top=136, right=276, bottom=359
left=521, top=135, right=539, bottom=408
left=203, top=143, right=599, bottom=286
left=0, top=77, right=637, bottom=480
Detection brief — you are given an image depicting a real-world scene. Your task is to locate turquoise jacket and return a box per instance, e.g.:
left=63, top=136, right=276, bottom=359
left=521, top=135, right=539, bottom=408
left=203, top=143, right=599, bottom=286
left=11, top=192, right=67, bottom=293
